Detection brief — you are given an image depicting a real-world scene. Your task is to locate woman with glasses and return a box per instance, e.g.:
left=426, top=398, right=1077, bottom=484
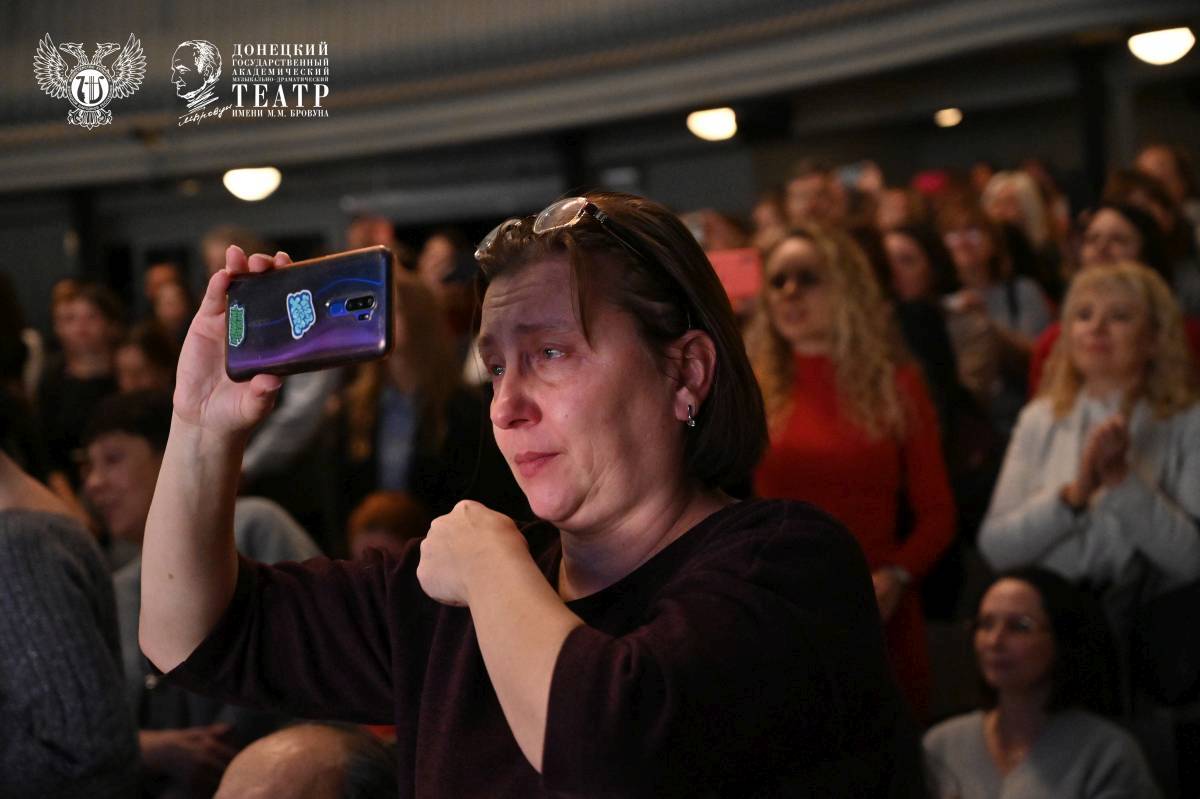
left=981, top=260, right=1200, bottom=797
left=939, top=204, right=1054, bottom=434
left=137, top=193, right=926, bottom=797
left=924, top=567, right=1159, bottom=798
left=748, top=225, right=955, bottom=719
left=1026, top=203, right=1196, bottom=395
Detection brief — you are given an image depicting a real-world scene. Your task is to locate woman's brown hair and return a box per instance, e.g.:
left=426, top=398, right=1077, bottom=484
left=475, top=191, right=767, bottom=490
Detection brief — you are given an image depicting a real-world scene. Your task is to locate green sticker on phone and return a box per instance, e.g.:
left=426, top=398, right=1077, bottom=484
left=228, top=303, right=245, bottom=347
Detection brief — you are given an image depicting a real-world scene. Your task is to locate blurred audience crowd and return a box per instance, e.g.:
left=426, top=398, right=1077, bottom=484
left=3, top=140, right=1200, bottom=798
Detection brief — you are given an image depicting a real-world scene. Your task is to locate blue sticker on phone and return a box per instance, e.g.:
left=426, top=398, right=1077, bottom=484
left=286, top=290, right=316, bottom=340
left=228, top=303, right=246, bottom=347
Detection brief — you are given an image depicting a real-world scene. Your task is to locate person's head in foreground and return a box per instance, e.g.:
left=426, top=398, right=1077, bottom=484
left=473, top=192, right=767, bottom=523
left=1040, top=261, right=1197, bottom=420
left=973, top=567, right=1117, bottom=715
left=214, top=723, right=395, bottom=799
left=745, top=223, right=909, bottom=440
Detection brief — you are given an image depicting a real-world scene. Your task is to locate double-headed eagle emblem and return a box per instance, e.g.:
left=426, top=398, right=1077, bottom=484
left=34, top=33, right=145, bottom=129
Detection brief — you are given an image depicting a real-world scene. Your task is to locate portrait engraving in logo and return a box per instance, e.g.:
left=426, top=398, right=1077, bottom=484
left=228, top=303, right=246, bottom=348
left=34, top=33, right=145, bottom=129
left=172, top=40, right=225, bottom=120
left=286, top=291, right=316, bottom=340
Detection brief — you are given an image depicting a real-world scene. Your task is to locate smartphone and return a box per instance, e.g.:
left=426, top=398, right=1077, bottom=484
left=225, top=245, right=394, bottom=382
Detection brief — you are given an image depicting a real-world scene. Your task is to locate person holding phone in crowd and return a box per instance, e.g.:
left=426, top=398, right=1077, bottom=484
left=139, top=192, right=925, bottom=797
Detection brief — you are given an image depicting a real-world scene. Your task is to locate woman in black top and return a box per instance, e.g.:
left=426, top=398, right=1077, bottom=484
left=141, top=192, right=925, bottom=797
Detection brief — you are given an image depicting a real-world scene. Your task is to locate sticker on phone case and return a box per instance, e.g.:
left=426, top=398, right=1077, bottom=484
left=228, top=303, right=245, bottom=347
left=286, top=289, right=317, bottom=340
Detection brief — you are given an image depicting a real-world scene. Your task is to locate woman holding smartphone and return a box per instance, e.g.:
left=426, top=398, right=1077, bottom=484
left=140, top=193, right=924, bottom=797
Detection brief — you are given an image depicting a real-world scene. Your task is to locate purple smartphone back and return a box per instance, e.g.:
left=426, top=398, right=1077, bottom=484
left=225, top=246, right=394, bottom=382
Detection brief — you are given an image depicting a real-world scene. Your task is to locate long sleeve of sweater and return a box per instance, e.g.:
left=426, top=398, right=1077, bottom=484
left=977, top=402, right=1079, bottom=571
left=979, top=397, right=1200, bottom=587
left=1099, top=452, right=1200, bottom=588
left=0, top=510, right=139, bottom=799
left=892, top=368, right=956, bottom=579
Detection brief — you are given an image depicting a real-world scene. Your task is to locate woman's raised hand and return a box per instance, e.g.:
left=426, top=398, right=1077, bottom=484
left=1092, top=415, right=1131, bottom=488
left=172, top=246, right=289, bottom=439
left=1072, top=415, right=1130, bottom=504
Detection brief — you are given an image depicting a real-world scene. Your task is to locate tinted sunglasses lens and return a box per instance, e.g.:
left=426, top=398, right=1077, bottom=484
left=533, top=196, right=588, bottom=235
left=769, top=270, right=820, bottom=291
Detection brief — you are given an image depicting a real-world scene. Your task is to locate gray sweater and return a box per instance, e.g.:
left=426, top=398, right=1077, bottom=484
left=979, top=395, right=1200, bottom=591
left=0, top=510, right=139, bottom=798
left=924, top=709, right=1160, bottom=799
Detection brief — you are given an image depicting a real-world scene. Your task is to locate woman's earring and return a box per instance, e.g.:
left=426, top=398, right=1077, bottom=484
left=686, top=403, right=697, bottom=428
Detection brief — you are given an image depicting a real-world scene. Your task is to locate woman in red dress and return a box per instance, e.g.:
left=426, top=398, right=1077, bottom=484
left=747, top=225, right=956, bottom=717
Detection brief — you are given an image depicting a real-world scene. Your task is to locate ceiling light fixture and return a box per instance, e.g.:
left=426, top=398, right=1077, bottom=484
left=1128, top=27, right=1195, bottom=66
left=223, top=167, right=281, bottom=201
left=934, top=108, right=963, bottom=128
left=687, top=107, right=737, bottom=141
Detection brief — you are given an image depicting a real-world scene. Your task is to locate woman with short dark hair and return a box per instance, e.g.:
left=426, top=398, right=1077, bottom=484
left=139, top=192, right=925, bottom=797
left=924, top=568, right=1160, bottom=798
left=38, top=281, right=123, bottom=489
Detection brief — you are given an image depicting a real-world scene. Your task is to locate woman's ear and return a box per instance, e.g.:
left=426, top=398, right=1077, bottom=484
left=667, top=330, right=717, bottom=424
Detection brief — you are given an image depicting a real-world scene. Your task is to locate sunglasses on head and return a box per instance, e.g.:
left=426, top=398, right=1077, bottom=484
left=474, top=196, right=694, bottom=329
left=767, top=269, right=822, bottom=292
left=475, top=196, right=654, bottom=268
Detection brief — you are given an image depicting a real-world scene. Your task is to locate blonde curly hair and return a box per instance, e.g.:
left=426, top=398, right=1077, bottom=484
left=745, top=225, right=910, bottom=440
left=1040, top=260, right=1199, bottom=419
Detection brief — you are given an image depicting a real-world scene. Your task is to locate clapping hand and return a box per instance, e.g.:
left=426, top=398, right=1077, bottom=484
left=1090, top=415, right=1131, bottom=488
left=1071, top=414, right=1131, bottom=505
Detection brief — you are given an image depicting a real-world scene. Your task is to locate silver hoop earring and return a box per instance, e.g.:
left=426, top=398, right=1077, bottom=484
left=686, top=403, right=697, bottom=428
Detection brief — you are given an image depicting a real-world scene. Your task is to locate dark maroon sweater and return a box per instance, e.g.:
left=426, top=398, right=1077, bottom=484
left=166, top=499, right=925, bottom=797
